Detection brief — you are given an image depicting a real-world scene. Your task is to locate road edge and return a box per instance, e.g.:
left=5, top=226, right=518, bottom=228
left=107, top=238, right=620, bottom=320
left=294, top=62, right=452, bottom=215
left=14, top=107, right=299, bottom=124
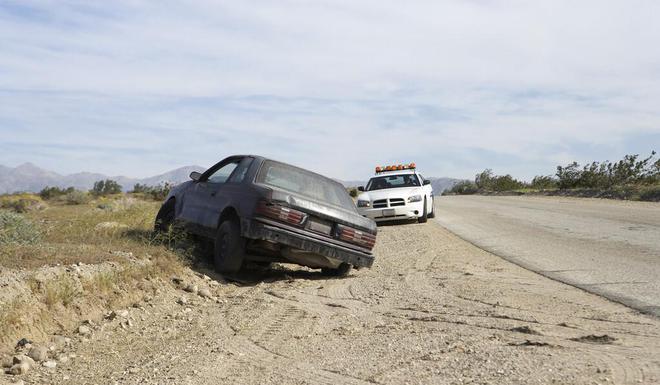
left=430, top=219, right=660, bottom=318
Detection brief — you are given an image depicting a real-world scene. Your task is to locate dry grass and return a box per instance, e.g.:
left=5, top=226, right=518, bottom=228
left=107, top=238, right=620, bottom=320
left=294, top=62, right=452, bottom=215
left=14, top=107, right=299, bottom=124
left=0, top=193, right=192, bottom=353
left=0, top=195, right=176, bottom=269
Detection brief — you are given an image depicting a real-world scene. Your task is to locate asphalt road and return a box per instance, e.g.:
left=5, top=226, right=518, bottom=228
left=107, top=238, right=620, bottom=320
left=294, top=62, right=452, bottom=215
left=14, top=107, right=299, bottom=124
left=434, top=195, right=660, bottom=316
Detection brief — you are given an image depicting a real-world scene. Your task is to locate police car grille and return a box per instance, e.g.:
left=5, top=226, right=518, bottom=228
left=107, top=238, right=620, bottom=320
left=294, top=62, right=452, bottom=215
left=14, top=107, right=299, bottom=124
left=373, top=199, right=388, bottom=208
left=390, top=198, right=405, bottom=207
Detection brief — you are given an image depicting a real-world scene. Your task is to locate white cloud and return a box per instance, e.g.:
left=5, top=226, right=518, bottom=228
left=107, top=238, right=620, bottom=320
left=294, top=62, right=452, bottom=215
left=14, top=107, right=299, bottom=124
left=0, top=0, right=659, bottom=180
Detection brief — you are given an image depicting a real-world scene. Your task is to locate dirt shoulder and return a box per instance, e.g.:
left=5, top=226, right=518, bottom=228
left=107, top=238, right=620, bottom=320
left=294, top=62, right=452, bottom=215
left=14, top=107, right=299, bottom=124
left=3, top=221, right=660, bottom=385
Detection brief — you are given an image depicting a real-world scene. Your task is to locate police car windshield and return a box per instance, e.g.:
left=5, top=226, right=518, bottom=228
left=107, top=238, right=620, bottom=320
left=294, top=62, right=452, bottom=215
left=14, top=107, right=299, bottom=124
left=366, top=174, right=420, bottom=191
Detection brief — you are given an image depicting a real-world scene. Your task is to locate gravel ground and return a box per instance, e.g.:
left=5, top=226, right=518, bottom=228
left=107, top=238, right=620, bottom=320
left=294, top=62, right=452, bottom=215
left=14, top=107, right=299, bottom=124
left=4, top=221, right=660, bottom=385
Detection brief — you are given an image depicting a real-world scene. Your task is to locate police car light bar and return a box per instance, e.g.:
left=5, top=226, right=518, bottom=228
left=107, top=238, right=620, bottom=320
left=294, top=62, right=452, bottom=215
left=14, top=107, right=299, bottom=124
left=375, top=163, right=416, bottom=174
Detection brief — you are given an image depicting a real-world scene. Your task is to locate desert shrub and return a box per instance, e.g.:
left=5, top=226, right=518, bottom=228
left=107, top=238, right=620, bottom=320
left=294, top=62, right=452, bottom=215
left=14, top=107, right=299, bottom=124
left=131, top=183, right=172, bottom=201
left=530, top=175, right=558, bottom=190
left=91, top=179, right=123, bottom=196
left=348, top=188, right=358, bottom=198
left=39, top=186, right=75, bottom=200
left=445, top=181, right=478, bottom=195
left=474, top=169, right=525, bottom=192
left=556, top=151, right=659, bottom=189
left=131, top=183, right=149, bottom=193
left=0, top=194, right=46, bottom=213
left=146, top=183, right=172, bottom=201
left=41, top=275, right=80, bottom=308
left=0, top=210, right=41, bottom=245
left=64, top=190, right=91, bottom=205
left=97, top=196, right=138, bottom=212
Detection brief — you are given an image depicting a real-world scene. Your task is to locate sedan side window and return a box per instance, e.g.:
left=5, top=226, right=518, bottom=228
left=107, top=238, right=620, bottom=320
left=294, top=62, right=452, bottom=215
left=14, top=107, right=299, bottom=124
left=207, top=162, right=239, bottom=184
left=227, top=157, right=253, bottom=183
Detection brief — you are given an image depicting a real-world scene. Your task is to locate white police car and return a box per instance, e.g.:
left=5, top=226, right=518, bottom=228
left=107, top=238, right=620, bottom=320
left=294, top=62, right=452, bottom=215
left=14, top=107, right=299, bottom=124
left=356, top=163, right=435, bottom=223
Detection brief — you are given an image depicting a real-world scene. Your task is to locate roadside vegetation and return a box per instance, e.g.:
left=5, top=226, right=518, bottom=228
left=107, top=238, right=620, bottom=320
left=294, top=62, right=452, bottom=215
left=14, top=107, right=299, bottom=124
left=444, top=151, right=660, bottom=201
left=0, top=180, right=188, bottom=354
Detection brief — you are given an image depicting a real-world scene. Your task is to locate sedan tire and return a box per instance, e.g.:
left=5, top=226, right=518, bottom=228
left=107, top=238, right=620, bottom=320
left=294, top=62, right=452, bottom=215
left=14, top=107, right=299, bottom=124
left=214, top=218, right=246, bottom=273
left=418, top=197, right=428, bottom=223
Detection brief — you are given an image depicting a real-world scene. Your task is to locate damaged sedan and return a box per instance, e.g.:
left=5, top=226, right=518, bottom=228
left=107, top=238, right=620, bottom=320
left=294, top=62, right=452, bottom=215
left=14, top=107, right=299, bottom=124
left=155, top=155, right=377, bottom=276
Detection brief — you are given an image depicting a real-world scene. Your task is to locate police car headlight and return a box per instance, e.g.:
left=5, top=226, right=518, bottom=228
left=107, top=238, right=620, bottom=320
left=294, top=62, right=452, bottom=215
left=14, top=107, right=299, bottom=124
left=357, top=200, right=371, bottom=208
left=408, top=195, right=422, bottom=203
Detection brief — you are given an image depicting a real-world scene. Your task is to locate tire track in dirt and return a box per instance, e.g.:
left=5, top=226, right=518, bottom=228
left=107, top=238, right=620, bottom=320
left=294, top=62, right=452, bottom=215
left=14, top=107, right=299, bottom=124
left=218, top=291, right=375, bottom=385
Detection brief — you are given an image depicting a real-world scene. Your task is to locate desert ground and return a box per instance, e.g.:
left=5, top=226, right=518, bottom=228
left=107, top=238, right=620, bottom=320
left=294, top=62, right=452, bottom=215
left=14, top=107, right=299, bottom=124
left=2, top=197, right=659, bottom=385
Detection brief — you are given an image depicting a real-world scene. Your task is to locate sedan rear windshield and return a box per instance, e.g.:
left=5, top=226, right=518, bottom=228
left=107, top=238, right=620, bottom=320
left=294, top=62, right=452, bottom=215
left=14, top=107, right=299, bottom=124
left=366, top=174, right=420, bottom=191
left=256, top=161, right=356, bottom=211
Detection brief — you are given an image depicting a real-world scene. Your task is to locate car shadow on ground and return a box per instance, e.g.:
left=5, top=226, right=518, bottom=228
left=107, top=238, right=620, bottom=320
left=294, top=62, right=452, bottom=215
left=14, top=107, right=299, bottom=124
left=190, top=260, right=349, bottom=287
left=376, top=219, right=420, bottom=227
left=122, top=229, right=353, bottom=286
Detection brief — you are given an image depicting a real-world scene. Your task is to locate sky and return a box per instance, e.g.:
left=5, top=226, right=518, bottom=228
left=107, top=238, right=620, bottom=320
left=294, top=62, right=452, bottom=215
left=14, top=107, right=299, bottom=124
left=1, top=0, right=659, bottom=181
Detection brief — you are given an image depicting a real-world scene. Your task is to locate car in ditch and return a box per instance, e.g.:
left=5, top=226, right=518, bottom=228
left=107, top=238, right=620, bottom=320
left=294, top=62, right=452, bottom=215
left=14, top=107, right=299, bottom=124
left=154, top=155, right=377, bottom=276
left=356, top=163, right=435, bottom=223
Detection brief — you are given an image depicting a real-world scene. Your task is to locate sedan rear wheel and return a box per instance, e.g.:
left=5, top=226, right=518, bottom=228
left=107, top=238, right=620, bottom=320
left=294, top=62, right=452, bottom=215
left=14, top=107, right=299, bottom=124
left=214, top=218, right=245, bottom=273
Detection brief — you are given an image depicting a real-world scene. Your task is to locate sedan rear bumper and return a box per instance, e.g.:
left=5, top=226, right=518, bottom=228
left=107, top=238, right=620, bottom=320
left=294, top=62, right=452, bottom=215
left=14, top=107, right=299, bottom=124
left=242, top=219, right=375, bottom=268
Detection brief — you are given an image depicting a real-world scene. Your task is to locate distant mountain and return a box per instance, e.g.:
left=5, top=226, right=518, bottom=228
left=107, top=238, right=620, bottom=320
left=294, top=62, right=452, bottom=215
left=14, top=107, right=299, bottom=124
left=336, top=180, right=367, bottom=188
left=0, top=163, right=467, bottom=195
left=427, top=177, right=466, bottom=194
left=0, top=163, right=205, bottom=194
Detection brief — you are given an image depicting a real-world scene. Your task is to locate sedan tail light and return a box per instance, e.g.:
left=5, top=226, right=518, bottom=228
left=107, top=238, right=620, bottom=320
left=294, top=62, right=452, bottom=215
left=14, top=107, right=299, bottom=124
left=336, top=224, right=376, bottom=250
left=256, top=201, right=307, bottom=226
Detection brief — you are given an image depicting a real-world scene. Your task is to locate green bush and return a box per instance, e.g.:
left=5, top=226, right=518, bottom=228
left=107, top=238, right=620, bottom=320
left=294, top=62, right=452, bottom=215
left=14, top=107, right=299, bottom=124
left=0, top=210, right=41, bottom=245
left=39, top=186, right=75, bottom=200
left=64, top=190, right=91, bottom=205
left=91, top=179, right=123, bottom=196
left=348, top=188, right=358, bottom=198
left=530, top=175, right=558, bottom=190
left=445, top=181, right=478, bottom=195
left=0, top=195, right=46, bottom=213
left=556, top=151, right=659, bottom=189
left=474, top=169, right=525, bottom=192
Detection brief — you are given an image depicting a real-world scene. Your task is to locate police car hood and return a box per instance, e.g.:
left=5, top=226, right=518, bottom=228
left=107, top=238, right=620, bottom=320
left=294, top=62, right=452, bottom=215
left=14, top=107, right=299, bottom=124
left=358, top=187, right=423, bottom=202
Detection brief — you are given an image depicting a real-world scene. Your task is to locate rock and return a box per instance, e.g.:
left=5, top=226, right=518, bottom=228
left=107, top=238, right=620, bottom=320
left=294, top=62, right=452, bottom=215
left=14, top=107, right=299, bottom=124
left=8, top=362, right=31, bottom=375
left=42, top=360, right=57, bottom=369
left=177, top=296, right=188, bottom=305
left=51, top=335, right=68, bottom=349
left=14, top=339, right=31, bottom=349
left=107, top=309, right=129, bottom=320
left=28, top=346, right=48, bottom=362
left=119, top=319, right=133, bottom=329
left=78, top=325, right=92, bottom=335
left=184, top=284, right=198, bottom=294
left=57, top=355, right=69, bottom=364
left=198, top=288, right=212, bottom=298
left=12, top=355, right=35, bottom=368
left=1, top=355, right=13, bottom=368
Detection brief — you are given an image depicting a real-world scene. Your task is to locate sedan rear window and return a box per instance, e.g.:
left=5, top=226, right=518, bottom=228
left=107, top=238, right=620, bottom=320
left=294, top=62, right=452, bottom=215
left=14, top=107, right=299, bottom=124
left=256, top=161, right=356, bottom=211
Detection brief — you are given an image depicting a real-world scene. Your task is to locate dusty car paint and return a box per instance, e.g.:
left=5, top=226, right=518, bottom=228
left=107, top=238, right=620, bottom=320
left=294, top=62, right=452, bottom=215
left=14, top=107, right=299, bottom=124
left=157, top=155, right=377, bottom=271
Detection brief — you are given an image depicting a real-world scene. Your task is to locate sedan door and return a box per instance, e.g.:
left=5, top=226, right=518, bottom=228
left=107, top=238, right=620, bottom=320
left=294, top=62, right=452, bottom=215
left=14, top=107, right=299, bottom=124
left=180, top=157, right=252, bottom=234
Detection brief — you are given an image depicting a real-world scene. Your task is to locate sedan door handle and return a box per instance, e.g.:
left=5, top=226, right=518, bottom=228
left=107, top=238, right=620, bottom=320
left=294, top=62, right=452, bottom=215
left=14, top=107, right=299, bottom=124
left=210, top=191, right=217, bottom=197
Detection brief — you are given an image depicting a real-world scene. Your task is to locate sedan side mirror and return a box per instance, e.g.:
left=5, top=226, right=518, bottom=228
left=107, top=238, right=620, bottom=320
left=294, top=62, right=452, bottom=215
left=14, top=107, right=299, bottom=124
left=190, top=171, right=202, bottom=181
left=357, top=186, right=365, bottom=192
left=423, top=179, right=431, bottom=186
